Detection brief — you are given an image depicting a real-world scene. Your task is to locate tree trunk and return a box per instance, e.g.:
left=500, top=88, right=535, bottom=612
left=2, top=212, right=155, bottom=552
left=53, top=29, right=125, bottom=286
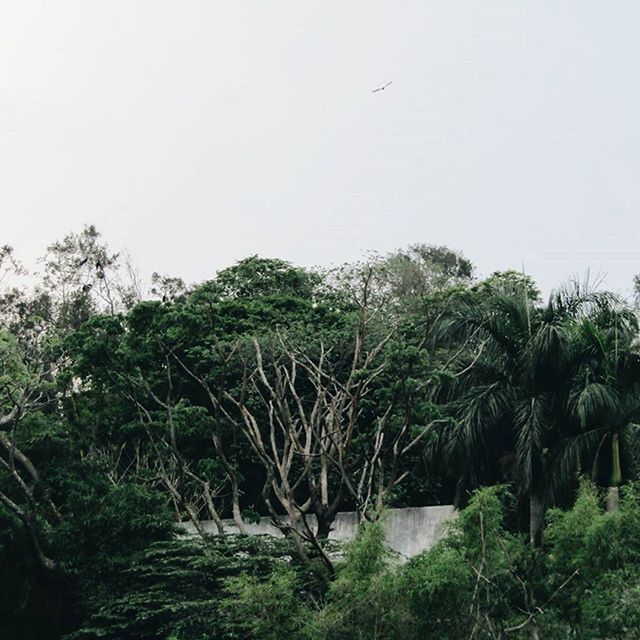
left=203, top=481, right=226, bottom=536
left=230, top=481, right=246, bottom=534
left=606, top=486, right=620, bottom=512
left=530, top=620, right=540, bottom=640
left=316, top=512, right=333, bottom=540
left=606, top=433, right=622, bottom=513
left=529, top=492, right=544, bottom=548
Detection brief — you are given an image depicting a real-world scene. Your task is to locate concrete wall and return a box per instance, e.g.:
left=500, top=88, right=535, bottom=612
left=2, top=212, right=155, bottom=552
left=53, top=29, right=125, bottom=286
left=179, top=505, right=456, bottom=559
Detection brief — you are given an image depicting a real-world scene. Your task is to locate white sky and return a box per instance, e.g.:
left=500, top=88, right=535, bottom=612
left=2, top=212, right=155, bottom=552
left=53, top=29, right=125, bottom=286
left=1, top=1, right=639, bottom=297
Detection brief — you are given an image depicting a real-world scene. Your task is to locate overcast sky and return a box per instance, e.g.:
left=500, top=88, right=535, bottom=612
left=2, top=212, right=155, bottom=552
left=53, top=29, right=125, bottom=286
left=2, top=1, right=639, bottom=297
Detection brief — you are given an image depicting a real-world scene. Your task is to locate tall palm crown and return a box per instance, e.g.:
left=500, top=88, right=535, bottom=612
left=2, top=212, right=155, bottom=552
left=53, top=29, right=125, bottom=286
left=436, top=278, right=603, bottom=544
left=560, top=299, right=640, bottom=511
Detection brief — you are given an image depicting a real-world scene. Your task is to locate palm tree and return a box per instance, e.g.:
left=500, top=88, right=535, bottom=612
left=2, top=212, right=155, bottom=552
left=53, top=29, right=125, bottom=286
left=435, top=276, right=598, bottom=546
left=555, top=299, right=640, bottom=512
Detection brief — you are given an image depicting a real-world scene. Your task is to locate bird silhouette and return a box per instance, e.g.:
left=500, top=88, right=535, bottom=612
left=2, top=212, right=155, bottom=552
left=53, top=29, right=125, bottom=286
left=82, top=283, right=93, bottom=293
left=76, top=257, right=89, bottom=267
left=372, top=81, right=392, bottom=93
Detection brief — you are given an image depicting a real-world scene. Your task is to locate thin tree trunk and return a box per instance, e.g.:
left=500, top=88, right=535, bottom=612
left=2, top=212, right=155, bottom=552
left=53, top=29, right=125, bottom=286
left=529, top=492, right=544, bottom=548
left=230, top=479, right=246, bottom=534
left=203, top=481, right=226, bottom=536
left=530, top=620, right=540, bottom=640
left=606, top=486, right=620, bottom=513
left=606, top=433, right=622, bottom=512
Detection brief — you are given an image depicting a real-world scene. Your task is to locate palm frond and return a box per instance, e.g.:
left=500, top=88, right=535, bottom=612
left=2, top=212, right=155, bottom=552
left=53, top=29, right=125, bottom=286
left=546, top=428, right=606, bottom=502
left=569, top=381, right=619, bottom=428
left=514, top=395, right=548, bottom=490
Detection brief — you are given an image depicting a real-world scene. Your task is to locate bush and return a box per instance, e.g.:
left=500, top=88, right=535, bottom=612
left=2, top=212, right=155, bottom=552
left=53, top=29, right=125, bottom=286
left=305, top=521, right=413, bottom=640
left=67, top=534, right=321, bottom=640
left=64, top=483, right=640, bottom=640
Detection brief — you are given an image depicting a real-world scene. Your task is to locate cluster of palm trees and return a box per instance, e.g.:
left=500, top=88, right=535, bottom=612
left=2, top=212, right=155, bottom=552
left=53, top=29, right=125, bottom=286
left=436, top=278, right=640, bottom=546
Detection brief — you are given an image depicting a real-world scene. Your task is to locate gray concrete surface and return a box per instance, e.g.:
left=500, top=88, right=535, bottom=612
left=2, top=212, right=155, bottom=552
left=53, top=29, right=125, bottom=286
left=179, top=505, right=456, bottom=559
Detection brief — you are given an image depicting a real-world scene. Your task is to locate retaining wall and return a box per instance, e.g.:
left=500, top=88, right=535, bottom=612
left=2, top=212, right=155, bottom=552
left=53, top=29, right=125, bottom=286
left=179, top=505, right=456, bottom=559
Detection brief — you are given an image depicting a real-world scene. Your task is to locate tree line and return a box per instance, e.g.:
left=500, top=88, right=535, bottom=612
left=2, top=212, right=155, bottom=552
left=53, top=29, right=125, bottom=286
left=1, top=225, right=640, bottom=639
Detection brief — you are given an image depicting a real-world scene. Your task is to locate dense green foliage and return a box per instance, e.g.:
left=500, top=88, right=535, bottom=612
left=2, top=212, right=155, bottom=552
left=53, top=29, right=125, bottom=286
left=67, top=484, right=640, bottom=639
left=2, top=227, right=640, bottom=639
left=68, top=535, right=327, bottom=640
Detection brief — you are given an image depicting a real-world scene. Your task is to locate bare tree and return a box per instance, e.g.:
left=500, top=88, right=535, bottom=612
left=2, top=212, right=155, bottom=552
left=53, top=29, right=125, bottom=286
left=217, top=267, right=445, bottom=568
left=41, top=224, right=142, bottom=319
left=168, top=342, right=249, bottom=535
left=0, top=333, right=60, bottom=572
left=90, top=353, right=235, bottom=540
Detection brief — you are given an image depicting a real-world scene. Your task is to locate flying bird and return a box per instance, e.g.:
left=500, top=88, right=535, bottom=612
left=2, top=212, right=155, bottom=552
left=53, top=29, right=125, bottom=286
left=372, top=81, right=392, bottom=93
